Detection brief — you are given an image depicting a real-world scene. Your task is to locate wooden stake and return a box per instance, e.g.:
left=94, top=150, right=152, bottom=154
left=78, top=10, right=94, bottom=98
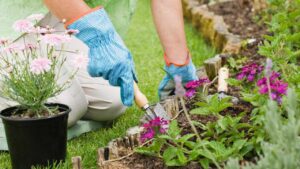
left=204, top=55, right=222, bottom=80
left=98, top=148, right=106, bottom=164
left=72, top=156, right=82, bottom=169
left=124, top=137, right=130, bottom=149
left=109, top=142, right=119, bottom=158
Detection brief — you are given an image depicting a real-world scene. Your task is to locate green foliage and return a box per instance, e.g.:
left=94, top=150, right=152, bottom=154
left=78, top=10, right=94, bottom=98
left=137, top=94, right=257, bottom=168
left=190, top=94, right=233, bottom=116
left=225, top=89, right=300, bottom=169
left=258, top=0, right=300, bottom=94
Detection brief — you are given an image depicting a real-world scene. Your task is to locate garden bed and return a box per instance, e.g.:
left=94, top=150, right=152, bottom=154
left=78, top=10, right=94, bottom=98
left=208, top=0, right=268, bottom=39
left=71, top=0, right=300, bottom=168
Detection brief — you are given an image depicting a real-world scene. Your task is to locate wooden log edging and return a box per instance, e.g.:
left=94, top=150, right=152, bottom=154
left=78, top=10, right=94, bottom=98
left=182, top=0, right=242, bottom=54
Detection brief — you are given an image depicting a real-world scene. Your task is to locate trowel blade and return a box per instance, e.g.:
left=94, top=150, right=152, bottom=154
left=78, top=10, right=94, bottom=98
left=153, top=103, right=171, bottom=120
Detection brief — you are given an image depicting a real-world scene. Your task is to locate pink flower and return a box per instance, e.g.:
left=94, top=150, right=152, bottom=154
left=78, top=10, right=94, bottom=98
left=66, top=29, right=79, bottom=35
left=25, top=43, right=37, bottom=51
left=30, top=58, right=52, bottom=74
left=27, top=14, right=45, bottom=21
left=174, top=75, right=186, bottom=97
left=185, top=89, right=196, bottom=98
left=3, top=43, right=24, bottom=53
left=72, top=55, right=89, bottom=68
left=257, top=72, right=288, bottom=103
left=40, top=34, right=71, bottom=46
left=140, top=117, right=169, bottom=143
left=185, top=78, right=209, bottom=98
left=13, top=19, right=34, bottom=33
left=34, top=26, right=55, bottom=35
left=236, top=63, right=264, bottom=82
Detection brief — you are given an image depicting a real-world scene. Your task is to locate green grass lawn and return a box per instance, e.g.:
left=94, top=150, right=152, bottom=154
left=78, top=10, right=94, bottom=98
left=0, top=1, right=215, bottom=168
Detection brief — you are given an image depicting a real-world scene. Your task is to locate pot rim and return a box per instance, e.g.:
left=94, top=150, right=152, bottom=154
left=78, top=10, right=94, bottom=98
left=0, top=103, right=71, bottom=122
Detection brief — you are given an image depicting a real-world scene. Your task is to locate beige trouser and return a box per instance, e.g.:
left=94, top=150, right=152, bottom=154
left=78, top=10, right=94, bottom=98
left=0, top=13, right=127, bottom=127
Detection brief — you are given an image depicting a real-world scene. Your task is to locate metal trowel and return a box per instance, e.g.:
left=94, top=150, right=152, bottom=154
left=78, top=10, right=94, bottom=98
left=133, top=82, right=171, bottom=122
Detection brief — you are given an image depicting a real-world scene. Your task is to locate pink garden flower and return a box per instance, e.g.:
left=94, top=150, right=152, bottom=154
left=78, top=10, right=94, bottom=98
left=72, top=55, right=89, bottom=68
left=30, top=58, right=52, bottom=75
left=3, top=43, right=24, bottom=53
left=185, top=78, right=209, bottom=98
left=25, top=43, right=37, bottom=51
left=236, top=63, right=264, bottom=82
left=13, top=19, right=34, bottom=33
left=257, top=72, right=288, bottom=103
left=27, top=14, right=45, bottom=21
left=40, top=34, right=71, bottom=46
left=140, top=117, right=169, bottom=143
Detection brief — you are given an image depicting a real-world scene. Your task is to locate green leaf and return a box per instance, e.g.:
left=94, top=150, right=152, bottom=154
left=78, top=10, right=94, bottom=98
left=163, top=146, right=177, bottom=162
left=198, top=149, right=216, bottom=161
left=158, top=134, right=173, bottom=140
left=208, top=141, right=227, bottom=156
left=177, top=149, right=188, bottom=165
left=189, top=149, right=201, bottom=161
left=217, top=117, right=230, bottom=130
left=135, top=147, right=156, bottom=156
left=199, top=158, right=210, bottom=169
left=165, top=159, right=182, bottom=167
left=151, top=139, right=165, bottom=152
left=226, top=78, right=242, bottom=86
left=178, top=134, right=195, bottom=143
left=168, top=120, right=181, bottom=138
left=232, top=139, right=247, bottom=151
left=190, top=107, right=211, bottom=115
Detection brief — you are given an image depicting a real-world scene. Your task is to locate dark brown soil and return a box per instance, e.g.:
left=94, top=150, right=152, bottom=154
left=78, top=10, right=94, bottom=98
left=209, top=0, right=268, bottom=39
left=239, top=38, right=265, bottom=62
left=118, top=154, right=201, bottom=169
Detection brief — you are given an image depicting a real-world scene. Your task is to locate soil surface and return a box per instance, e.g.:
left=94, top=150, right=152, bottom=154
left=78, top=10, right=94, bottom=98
left=7, top=106, right=61, bottom=119
left=108, top=153, right=202, bottom=169
left=209, top=0, right=268, bottom=39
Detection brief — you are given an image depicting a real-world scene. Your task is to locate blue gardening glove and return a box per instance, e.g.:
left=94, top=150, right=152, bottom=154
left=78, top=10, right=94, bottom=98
left=158, top=56, right=198, bottom=100
left=68, top=8, right=137, bottom=106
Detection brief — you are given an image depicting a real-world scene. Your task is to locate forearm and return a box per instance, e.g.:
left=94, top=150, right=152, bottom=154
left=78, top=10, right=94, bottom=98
left=43, top=0, right=91, bottom=23
left=151, top=0, right=188, bottom=65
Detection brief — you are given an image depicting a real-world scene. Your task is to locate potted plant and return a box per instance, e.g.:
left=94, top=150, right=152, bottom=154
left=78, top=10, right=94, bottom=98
left=0, top=14, right=84, bottom=169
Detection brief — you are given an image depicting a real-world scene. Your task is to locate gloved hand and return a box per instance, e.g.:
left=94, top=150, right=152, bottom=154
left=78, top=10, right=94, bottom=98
left=67, top=7, right=137, bottom=106
left=158, top=54, right=198, bottom=100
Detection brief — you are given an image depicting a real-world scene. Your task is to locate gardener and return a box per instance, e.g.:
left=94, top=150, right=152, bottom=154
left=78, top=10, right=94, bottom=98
left=0, top=0, right=197, bottom=127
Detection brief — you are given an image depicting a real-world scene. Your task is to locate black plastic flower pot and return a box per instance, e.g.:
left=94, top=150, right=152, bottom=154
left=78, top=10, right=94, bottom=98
left=0, top=103, right=70, bottom=169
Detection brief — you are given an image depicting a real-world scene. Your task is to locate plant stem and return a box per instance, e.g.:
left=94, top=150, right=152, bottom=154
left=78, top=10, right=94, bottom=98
left=180, top=97, right=221, bottom=169
left=180, top=97, right=201, bottom=140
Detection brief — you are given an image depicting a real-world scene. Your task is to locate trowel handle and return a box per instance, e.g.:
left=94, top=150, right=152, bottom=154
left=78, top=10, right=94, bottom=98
left=133, top=82, right=149, bottom=109
left=218, top=67, right=229, bottom=93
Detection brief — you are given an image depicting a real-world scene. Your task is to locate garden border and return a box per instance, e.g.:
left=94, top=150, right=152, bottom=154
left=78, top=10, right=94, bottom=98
left=182, top=0, right=242, bottom=54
